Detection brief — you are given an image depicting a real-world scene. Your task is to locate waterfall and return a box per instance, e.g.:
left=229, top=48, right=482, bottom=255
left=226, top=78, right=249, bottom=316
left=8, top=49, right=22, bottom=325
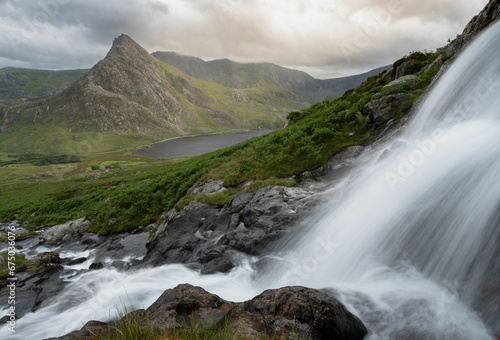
left=1, top=20, right=499, bottom=340
left=259, top=20, right=500, bottom=339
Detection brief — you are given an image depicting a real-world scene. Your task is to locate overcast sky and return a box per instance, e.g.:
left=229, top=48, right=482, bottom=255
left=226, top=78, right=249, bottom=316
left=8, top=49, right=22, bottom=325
left=0, top=0, right=488, bottom=78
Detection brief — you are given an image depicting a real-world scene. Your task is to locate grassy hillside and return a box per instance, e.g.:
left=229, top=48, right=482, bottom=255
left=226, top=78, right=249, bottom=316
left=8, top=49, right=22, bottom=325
left=0, top=50, right=441, bottom=235
left=0, top=67, right=86, bottom=108
left=0, top=36, right=304, bottom=154
left=153, top=51, right=389, bottom=103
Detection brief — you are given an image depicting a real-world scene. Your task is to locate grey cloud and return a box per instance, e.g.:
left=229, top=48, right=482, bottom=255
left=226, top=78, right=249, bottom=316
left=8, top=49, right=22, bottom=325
left=0, top=0, right=489, bottom=77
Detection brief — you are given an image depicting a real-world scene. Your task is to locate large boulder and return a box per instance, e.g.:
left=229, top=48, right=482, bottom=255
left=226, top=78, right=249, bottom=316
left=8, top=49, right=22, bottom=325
left=144, top=186, right=318, bottom=274
left=382, top=75, right=420, bottom=92
left=41, top=218, right=91, bottom=246
left=53, top=284, right=368, bottom=340
left=367, top=93, right=413, bottom=125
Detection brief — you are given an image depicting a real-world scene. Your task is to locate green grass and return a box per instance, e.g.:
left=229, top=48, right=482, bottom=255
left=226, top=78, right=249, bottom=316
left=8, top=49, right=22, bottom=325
left=0, top=252, right=34, bottom=280
left=86, top=300, right=242, bottom=340
left=0, top=67, right=86, bottom=107
left=0, top=49, right=442, bottom=235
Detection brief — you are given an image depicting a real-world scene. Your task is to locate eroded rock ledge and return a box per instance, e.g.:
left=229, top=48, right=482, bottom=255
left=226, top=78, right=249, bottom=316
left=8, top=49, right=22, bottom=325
left=51, top=284, right=368, bottom=340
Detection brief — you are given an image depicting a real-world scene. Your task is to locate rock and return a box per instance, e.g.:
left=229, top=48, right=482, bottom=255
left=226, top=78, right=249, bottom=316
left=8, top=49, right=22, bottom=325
left=395, top=61, right=413, bottom=78
left=91, top=231, right=149, bottom=265
left=46, top=320, right=108, bottom=340
left=382, top=75, right=420, bottom=92
left=89, top=262, right=103, bottom=270
left=0, top=286, right=38, bottom=320
left=445, top=1, right=500, bottom=58
left=422, top=54, right=444, bottom=73
left=243, top=286, right=368, bottom=339
left=33, top=252, right=63, bottom=276
left=41, top=218, right=91, bottom=246
left=144, top=185, right=317, bottom=272
left=138, top=284, right=231, bottom=331
left=200, top=257, right=235, bottom=275
left=191, top=179, right=226, bottom=194
left=380, top=68, right=395, bottom=84
left=66, top=257, right=87, bottom=266
left=367, top=93, right=413, bottom=124
left=53, top=284, right=368, bottom=340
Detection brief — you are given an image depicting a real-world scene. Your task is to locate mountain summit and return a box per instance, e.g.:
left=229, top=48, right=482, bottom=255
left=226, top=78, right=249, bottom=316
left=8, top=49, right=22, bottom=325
left=0, top=34, right=381, bottom=153
left=64, top=34, right=185, bottom=134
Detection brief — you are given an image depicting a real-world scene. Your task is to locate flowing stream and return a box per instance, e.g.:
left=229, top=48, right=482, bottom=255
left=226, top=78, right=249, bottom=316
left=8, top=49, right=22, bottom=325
left=1, top=21, right=499, bottom=340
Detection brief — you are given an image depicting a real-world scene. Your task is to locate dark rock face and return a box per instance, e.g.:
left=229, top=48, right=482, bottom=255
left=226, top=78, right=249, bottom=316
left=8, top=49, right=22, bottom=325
left=53, top=284, right=367, bottom=340
left=243, top=286, right=368, bottom=340
left=144, top=186, right=319, bottom=274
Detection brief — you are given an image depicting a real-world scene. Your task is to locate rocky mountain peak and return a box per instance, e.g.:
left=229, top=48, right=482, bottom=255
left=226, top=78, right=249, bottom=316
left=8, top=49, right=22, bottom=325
left=104, top=33, right=155, bottom=64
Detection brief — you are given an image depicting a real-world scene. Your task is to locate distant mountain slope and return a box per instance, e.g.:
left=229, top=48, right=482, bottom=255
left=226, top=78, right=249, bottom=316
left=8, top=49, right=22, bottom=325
left=0, top=35, right=306, bottom=153
left=153, top=51, right=388, bottom=103
left=0, top=68, right=86, bottom=108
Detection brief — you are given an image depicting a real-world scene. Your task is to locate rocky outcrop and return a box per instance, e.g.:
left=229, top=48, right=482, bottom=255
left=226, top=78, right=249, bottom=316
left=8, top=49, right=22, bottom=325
left=367, top=93, right=413, bottom=125
left=144, top=185, right=319, bottom=274
left=53, top=284, right=367, bottom=340
left=382, top=75, right=420, bottom=92
left=41, top=217, right=91, bottom=246
left=446, top=0, right=500, bottom=58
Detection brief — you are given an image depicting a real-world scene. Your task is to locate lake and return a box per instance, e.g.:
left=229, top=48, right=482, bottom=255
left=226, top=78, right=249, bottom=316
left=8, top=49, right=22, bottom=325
left=135, top=129, right=275, bottom=159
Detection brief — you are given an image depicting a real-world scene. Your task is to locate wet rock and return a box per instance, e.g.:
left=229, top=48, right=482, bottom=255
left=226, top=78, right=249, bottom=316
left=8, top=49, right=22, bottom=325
left=33, top=252, right=63, bottom=276
left=33, top=278, right=67, bottom=310
left=53, top=284, right=367, bottom=340
left=145, top=185, right=316, bottom=272
left=92, top=231, right=149, bottom=264
left=46, top=320, right=109, bottom=340
left=41, top=218, right=91, bottom=246
left=243, top=286, right=368, bottom=339
left=0, top=286, right=39, bottom=321
left=200, top=257, right=235, bottom=275
left=89, top=262, right=103, bottom=270
left=66, top=257, right=87, bottom=266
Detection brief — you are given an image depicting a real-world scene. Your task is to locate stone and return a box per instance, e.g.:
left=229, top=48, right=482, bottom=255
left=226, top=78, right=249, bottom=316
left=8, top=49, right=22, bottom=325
left=382, top=75, right=420, bottom=92
left=65, top=258, right=87, bottom=266
left=191, top=179, right=226, bottom=194
left=52, top=284, right=368, bottom=340
left=367, top=93, right=413, bottom=125
left=200, top=257, right=235, bottom=274
left=41, top=218, right=91, bottom=246
left=89, top=262, right=103, bottom=270
left=243, top=286, right=368, bottom=339
left=144, top=185, right=316, bottom=272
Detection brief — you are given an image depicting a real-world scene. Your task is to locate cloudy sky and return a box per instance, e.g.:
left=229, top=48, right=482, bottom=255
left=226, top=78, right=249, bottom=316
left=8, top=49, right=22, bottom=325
left=0, top=0, right=488, bottom=78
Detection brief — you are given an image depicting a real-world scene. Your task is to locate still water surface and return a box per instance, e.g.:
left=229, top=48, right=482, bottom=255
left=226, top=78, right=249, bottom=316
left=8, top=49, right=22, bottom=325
left=136, top=129, right=275, bottom=158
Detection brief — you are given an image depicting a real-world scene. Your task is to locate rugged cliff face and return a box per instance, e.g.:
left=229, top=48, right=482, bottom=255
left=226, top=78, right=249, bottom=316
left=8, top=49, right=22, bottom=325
left=446, top=0, right=500, bottom=56
left=64, top=34, right=185, bottom=134
left=0, top=35, right=305, bottom=153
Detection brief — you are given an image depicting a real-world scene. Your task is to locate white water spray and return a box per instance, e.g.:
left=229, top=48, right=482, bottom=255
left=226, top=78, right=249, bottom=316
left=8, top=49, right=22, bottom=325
left=1, top=20, right=499, bottom=340
left=258, top=21, right=500, bottom=339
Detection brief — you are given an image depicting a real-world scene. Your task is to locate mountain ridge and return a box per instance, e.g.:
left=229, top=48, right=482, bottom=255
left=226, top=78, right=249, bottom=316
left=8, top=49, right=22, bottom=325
left=0, top=35, right=386, bottom=153
left=153, top=51, right=388, bottom=102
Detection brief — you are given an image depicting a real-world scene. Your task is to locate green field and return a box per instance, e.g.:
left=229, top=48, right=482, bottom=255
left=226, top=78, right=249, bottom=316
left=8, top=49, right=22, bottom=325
left=0, top=51, right=441, bottom=235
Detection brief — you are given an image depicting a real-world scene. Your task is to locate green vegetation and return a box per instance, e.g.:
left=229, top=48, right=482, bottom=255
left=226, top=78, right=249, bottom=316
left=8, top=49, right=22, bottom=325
left=0, top=153, right=80, bottom=166
left=0, top=67, right=86, bottom=107
left=94, top=309, right=240, bottom=340
left=0, top=48, right=443, bottom=235
left=0, top=252, right=34, bottom=280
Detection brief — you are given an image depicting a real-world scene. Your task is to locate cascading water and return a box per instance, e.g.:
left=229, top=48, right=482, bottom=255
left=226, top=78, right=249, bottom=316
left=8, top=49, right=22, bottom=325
left=258, top=20, right=500, bottom=339
left=1, top=19, right=499, bottom=340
